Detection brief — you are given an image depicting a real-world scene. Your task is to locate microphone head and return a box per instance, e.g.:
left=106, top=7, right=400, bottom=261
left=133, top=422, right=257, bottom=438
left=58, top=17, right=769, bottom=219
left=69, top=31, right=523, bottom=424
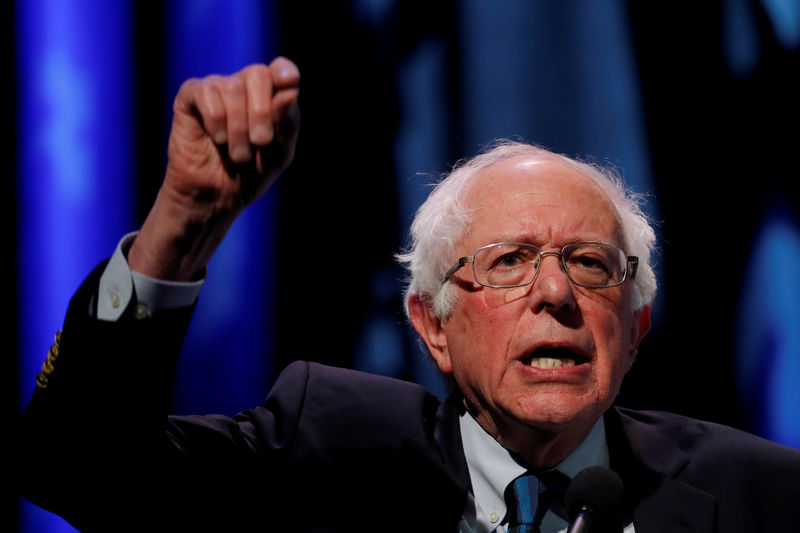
left=565, top=466, right=624, bottom=522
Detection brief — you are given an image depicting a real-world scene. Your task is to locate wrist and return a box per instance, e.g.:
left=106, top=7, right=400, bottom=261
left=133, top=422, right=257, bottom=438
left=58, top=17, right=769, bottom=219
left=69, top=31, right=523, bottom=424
left=129, top=185, right=238, bottom=281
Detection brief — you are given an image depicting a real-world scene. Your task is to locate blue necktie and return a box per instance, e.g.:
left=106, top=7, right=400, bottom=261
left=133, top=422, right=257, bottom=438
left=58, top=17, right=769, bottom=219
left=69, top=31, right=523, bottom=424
left=505, top=471, right=570, bottom=533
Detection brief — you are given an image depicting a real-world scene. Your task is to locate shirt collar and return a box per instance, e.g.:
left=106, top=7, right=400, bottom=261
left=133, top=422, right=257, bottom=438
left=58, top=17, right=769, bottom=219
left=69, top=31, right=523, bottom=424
left=459, top=412, right=609, bottom=530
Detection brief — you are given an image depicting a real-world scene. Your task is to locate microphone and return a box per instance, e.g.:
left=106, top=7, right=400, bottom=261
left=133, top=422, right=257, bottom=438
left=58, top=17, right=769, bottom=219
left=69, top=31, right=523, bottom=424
left=565, top=466, right=624, bottom=533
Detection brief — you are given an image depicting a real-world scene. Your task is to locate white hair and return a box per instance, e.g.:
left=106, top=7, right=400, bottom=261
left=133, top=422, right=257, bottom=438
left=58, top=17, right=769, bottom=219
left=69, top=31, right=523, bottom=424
left=396, top=140, right=657, bottom=319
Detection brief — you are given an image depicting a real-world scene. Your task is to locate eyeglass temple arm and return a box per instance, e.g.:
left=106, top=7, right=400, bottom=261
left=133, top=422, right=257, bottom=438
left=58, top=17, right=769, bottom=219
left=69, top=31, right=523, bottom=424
left=441, top=256, right=474, bottom=286
left=627, top=256, right=638, bottom=280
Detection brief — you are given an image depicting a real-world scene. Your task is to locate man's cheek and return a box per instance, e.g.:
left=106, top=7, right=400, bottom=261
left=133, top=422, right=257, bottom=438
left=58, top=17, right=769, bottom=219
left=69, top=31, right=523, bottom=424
left=475, top=285, right=533, bottom=307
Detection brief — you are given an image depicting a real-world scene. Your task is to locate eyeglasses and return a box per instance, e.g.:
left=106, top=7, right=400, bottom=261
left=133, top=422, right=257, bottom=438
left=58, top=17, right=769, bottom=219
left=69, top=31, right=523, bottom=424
left=441, top=242, right=638, bottom=289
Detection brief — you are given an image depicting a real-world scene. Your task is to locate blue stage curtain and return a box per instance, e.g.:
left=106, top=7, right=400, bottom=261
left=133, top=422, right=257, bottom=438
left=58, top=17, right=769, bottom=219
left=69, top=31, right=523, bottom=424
left=16, top=1, right=133, bottom=531
left=727, top=0, right=800, bottom=448
left=164, top=0, right=278, bottom=416
left=15, top=1, right=277, bottom=530
left=737, top=211, right=800, bottom=448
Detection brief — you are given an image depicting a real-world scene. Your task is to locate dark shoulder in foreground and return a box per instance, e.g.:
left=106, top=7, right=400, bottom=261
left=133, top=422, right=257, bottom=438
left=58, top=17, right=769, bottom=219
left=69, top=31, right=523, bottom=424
left=612, top=407, right=800, bottom=531
left=617, top=407, right=800, bottom=465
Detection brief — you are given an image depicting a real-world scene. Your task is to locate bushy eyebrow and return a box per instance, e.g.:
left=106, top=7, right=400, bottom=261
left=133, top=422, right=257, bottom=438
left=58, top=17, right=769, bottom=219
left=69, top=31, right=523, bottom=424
left=483, top=232, right=620, bottom=248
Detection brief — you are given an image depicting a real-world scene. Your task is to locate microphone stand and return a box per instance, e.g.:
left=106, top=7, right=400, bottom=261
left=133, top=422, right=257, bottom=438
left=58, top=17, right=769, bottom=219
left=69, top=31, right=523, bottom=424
left=566, top=503, right=593, bottom=533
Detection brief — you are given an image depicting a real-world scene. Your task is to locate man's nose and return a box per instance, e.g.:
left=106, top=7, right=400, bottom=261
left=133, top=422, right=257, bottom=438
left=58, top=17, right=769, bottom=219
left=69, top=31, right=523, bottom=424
left=529, top=252, right=577, bottom=313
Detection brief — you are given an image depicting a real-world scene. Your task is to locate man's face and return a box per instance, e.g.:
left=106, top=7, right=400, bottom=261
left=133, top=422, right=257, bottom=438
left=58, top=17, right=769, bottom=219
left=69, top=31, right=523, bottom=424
left=419, top=156, right=649, bottom=450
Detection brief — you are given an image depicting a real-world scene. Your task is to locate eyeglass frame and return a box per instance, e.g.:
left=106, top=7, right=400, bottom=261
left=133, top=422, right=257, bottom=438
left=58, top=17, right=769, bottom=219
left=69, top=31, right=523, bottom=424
left=440, top=241, right=639, bottom=289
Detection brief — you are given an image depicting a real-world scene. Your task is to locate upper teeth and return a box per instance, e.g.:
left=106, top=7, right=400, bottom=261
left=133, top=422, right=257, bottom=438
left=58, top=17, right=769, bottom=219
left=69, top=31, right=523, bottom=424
left=529, top=357, right=576, bottom=369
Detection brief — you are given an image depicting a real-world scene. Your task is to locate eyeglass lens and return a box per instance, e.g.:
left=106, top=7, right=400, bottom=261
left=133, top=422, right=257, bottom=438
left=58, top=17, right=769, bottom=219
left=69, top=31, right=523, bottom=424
left=474, top=243, right=627, bottom=288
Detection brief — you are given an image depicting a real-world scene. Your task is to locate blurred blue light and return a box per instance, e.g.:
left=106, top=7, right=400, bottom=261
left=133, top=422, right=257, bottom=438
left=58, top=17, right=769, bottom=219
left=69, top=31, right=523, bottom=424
left=165, top=0, right=278, bottom=415
left=737, top=210, right=800, bottom=448
left=724, top=0, right=762, bottom=78
left=762, top=0, right=800, bottom=50
left=459, top=0, right=655, bottom=212
left=16, top=1, right=134, bottom=531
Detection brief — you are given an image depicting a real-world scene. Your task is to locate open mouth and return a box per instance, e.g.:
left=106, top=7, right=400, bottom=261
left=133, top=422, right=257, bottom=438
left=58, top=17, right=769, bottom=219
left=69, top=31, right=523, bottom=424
left=524, top=347, right=589, bottom=369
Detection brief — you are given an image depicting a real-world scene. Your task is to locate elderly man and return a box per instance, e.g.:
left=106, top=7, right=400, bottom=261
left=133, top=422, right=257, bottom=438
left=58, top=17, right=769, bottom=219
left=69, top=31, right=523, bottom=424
left=20, top=59, right=800, bottom=532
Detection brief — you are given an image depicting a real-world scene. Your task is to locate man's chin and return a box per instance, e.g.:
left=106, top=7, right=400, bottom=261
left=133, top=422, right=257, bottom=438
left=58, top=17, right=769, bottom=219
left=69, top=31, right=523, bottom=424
left=504, top=396, right=605, bottom=435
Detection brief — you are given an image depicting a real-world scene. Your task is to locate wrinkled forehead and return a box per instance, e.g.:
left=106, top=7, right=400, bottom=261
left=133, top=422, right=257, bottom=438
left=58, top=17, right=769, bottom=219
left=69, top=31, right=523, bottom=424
left=461, top=155, right=625, bottom=246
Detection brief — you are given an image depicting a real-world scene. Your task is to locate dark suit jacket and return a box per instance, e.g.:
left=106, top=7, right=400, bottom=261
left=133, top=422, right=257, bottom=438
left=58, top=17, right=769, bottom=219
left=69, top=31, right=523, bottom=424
left=19, top=263, right=800, bottom=532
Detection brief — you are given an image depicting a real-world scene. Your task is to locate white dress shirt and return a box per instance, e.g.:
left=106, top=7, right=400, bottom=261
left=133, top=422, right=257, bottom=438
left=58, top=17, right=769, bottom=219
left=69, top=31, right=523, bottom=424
left=96, top=233, right=203, bottom=321
left=458, top=410, right=635, bottom=533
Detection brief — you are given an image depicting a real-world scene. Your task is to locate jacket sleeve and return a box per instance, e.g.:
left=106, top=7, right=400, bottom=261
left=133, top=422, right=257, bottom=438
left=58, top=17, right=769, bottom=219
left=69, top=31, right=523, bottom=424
left=17, top=261, right=461, bottom=531
left=19, top=261, right=196, bottom=532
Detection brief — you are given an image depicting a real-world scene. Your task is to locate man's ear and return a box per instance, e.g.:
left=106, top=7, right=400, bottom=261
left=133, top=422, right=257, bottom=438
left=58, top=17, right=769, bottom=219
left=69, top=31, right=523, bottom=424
left=408, top=293, right=453, bottom=374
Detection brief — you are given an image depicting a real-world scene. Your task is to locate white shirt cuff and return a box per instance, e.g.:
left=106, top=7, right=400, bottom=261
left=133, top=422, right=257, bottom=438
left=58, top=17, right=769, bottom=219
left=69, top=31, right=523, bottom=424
left=97, top=232, right=204, bottom=321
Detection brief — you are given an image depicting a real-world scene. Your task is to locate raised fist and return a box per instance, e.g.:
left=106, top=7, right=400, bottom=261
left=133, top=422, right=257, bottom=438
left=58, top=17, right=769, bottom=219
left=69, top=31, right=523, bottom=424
left=166, top=57, right=300, bottom=212
left=129, top=57, right=300, bottom=281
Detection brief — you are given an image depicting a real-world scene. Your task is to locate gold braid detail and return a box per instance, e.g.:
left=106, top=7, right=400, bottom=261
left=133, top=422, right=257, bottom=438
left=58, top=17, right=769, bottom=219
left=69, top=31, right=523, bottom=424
left=36, top=330, right=62, bottom=389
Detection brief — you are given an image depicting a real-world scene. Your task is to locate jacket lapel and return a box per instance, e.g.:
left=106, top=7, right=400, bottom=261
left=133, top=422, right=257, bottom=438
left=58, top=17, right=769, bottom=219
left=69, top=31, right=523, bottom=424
left=606, top=408, right=716, bottom=533
left=394, top=391, right=470, bottom=530
left=437, top=393, right=472, bottom=483
left=435, top=392, right=472, bottom=527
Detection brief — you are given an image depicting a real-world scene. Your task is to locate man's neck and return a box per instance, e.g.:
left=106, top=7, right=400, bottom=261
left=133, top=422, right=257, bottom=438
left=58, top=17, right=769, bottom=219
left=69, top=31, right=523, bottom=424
left=467, top=404, right=598, bottom=469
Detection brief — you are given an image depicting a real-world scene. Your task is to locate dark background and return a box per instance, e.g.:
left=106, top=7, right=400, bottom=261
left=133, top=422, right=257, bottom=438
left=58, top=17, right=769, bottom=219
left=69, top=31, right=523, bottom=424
left=266, top=1, right=799, bottom=428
